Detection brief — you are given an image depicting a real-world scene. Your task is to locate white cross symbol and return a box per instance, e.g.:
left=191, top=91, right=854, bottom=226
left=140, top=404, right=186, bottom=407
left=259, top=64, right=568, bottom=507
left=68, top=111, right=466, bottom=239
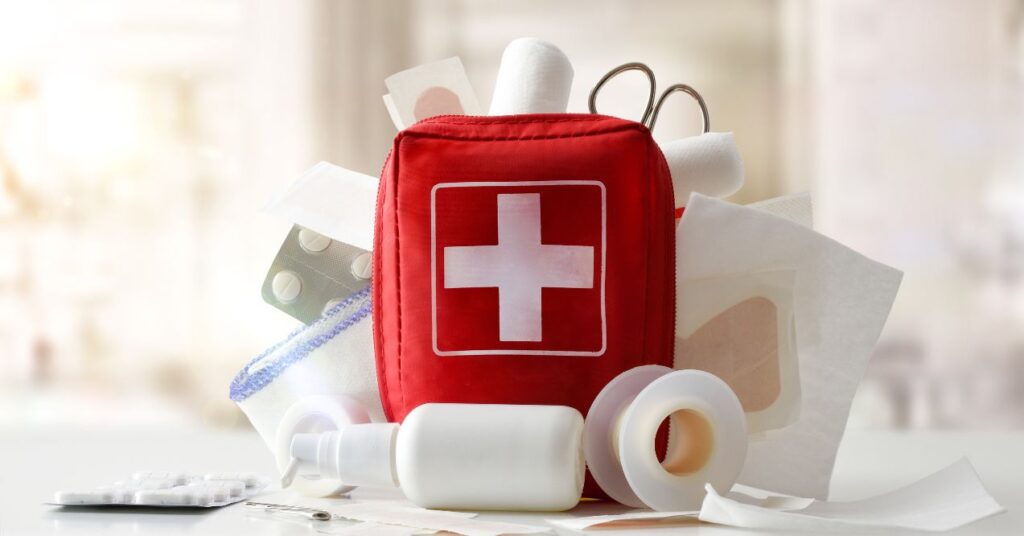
left=443, top=193, right=595, bottom=342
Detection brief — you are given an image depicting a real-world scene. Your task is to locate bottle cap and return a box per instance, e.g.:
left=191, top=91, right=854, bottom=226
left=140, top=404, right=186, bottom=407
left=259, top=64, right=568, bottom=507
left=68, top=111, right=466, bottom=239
left=288, top=423, right=399, bottom=490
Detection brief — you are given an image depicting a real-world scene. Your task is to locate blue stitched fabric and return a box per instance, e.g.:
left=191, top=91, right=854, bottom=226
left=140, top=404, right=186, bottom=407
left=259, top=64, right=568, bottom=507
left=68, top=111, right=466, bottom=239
left=229, top=287, right=372, bottom=402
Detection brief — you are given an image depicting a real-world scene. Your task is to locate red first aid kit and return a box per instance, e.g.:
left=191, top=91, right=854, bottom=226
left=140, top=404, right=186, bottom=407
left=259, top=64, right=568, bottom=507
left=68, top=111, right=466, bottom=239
left=373, top=113, right=676, bottom=425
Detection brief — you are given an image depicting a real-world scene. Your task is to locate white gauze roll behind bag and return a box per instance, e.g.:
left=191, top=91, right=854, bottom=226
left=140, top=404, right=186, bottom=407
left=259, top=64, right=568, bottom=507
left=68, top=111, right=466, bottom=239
left=662, top=132, right=744, bottom=208
left=489, top=38, right=574, bottom=115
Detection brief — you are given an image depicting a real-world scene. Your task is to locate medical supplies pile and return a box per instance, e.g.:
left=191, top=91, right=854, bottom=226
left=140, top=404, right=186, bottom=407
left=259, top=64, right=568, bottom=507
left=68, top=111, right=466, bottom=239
left=228, top=38, right=1005, bottom=532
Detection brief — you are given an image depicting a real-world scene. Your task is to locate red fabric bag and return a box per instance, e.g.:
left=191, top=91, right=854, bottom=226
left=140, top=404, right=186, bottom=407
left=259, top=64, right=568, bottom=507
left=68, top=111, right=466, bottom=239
left=373, top=113, right=675, bottom=424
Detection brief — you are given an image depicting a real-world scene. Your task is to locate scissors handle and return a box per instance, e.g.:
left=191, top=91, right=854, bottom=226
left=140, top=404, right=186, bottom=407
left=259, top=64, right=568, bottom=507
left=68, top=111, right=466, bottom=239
left=589, top=62, right=711, bottom=135
left=588, top=62, right=657, bottom=127
left=650, top=83, right=710, bottom=134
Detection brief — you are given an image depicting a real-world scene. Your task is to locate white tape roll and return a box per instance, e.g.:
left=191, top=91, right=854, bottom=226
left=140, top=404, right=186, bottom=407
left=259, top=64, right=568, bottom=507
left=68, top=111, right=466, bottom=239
left=584, top=365, right=672, bottom=507
left=275, top=395, right=371, bottom=497
left=585, top=366, right=747, bottom=511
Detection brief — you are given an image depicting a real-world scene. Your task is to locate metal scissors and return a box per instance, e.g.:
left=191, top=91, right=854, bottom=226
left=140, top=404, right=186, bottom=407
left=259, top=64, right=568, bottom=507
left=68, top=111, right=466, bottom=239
left=588, top=62, right=710, bottom=134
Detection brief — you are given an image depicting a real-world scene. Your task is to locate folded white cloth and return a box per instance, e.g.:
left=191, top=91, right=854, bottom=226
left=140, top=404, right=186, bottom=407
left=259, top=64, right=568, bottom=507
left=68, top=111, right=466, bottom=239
left=230, top=288, right=384, bottom=449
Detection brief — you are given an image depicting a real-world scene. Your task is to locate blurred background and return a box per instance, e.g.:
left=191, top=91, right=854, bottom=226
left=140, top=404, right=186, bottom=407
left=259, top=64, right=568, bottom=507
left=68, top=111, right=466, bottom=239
left=0, top=0, right=1022, bottom=431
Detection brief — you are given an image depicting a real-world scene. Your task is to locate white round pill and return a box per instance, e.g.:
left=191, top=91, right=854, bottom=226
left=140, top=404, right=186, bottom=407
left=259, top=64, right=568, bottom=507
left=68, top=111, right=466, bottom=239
left=272, top=270, right=302, bottom=303
left=298, top=228, right=331, bottom=253
left=351, top=252, right=372, bottom=280
left=322, top=298, right=343, bottom=316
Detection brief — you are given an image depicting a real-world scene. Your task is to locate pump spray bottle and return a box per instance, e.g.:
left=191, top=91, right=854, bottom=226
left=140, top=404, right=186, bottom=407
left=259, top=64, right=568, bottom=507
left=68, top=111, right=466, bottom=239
left=281, top=403, right=584, bottom=512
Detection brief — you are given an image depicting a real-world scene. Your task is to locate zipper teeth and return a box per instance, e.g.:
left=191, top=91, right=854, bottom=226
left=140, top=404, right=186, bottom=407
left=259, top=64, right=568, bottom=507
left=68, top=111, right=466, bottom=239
left=410, top=113, right=625, bottom=127
left=373, top=145, right=394, bottom=422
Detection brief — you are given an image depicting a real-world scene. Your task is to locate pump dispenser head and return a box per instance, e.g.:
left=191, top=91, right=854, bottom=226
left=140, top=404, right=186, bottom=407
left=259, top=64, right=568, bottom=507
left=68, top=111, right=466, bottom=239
left=284, top=423, right=400, bottom=491
left=274, top=395, right=372, bottom=497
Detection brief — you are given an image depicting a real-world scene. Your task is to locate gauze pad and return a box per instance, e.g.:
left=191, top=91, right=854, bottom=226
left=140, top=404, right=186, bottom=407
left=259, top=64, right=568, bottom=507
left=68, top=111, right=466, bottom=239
left=677, top=194, right=902, bottom=499
left=231, top=288, right=383, bottom=493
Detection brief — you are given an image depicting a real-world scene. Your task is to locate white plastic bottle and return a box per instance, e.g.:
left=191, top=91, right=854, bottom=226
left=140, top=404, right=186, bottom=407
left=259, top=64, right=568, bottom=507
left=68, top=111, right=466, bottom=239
left=284, top=403, right=585, bottom=511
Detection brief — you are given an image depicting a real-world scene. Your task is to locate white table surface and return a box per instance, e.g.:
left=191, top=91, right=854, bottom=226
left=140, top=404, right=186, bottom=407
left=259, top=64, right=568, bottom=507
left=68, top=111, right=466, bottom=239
left=1, top=426, right=1020, bottom=535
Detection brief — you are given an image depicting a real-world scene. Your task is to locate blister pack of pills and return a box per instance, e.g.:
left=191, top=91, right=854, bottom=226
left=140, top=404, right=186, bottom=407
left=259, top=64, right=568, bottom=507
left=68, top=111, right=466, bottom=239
left=52, top=471, right=269, bottom=508
left=262, top=225, right=372, bottom=324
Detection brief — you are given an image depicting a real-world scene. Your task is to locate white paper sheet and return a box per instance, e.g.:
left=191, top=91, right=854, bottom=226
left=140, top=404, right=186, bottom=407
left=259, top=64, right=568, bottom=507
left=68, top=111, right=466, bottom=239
left=549, top=459, right=1002, bottom=533
left=327, top=503, right=546, bottom=536
left=747, top=191, right=813, bottom=228
left=699, top=458, right=1004, bottom=532
left=315, top=521, right=425, bottom=535
left=546, top=510, right=698, bottom=531
left=263, top=162, right=379, bottom=251
left=677, top=194, right=902, bottom=499
left=382, top=94, right=406, bottom=130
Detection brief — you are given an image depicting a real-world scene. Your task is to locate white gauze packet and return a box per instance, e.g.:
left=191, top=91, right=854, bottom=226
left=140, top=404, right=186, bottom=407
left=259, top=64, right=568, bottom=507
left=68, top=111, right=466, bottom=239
left=677, top=193, right=902, bottom=499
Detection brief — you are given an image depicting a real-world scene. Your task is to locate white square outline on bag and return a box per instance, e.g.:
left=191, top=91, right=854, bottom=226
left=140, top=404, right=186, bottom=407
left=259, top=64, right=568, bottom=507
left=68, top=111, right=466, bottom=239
left=430, top=180, right=607, bottom=356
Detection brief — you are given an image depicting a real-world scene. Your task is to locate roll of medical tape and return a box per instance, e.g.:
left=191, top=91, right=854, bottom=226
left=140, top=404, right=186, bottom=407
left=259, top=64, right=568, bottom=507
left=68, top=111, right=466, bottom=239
left=584, top=366, right=748, bottom=511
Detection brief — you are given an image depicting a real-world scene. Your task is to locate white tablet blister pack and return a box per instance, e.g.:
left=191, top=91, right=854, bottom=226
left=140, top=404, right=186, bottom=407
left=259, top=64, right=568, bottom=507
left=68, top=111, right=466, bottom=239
left=262, top=225, right=372, bottom=325
left=51, top=471, right=269, bottom=508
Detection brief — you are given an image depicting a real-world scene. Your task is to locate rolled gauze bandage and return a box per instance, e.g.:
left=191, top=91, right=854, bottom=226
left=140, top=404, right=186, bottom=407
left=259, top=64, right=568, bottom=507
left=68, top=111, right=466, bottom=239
left=584, top=365, right=748, bottom=511
left=661, top=132, right=744, bottom=207
left=489, top=38, right=573, bottom=115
